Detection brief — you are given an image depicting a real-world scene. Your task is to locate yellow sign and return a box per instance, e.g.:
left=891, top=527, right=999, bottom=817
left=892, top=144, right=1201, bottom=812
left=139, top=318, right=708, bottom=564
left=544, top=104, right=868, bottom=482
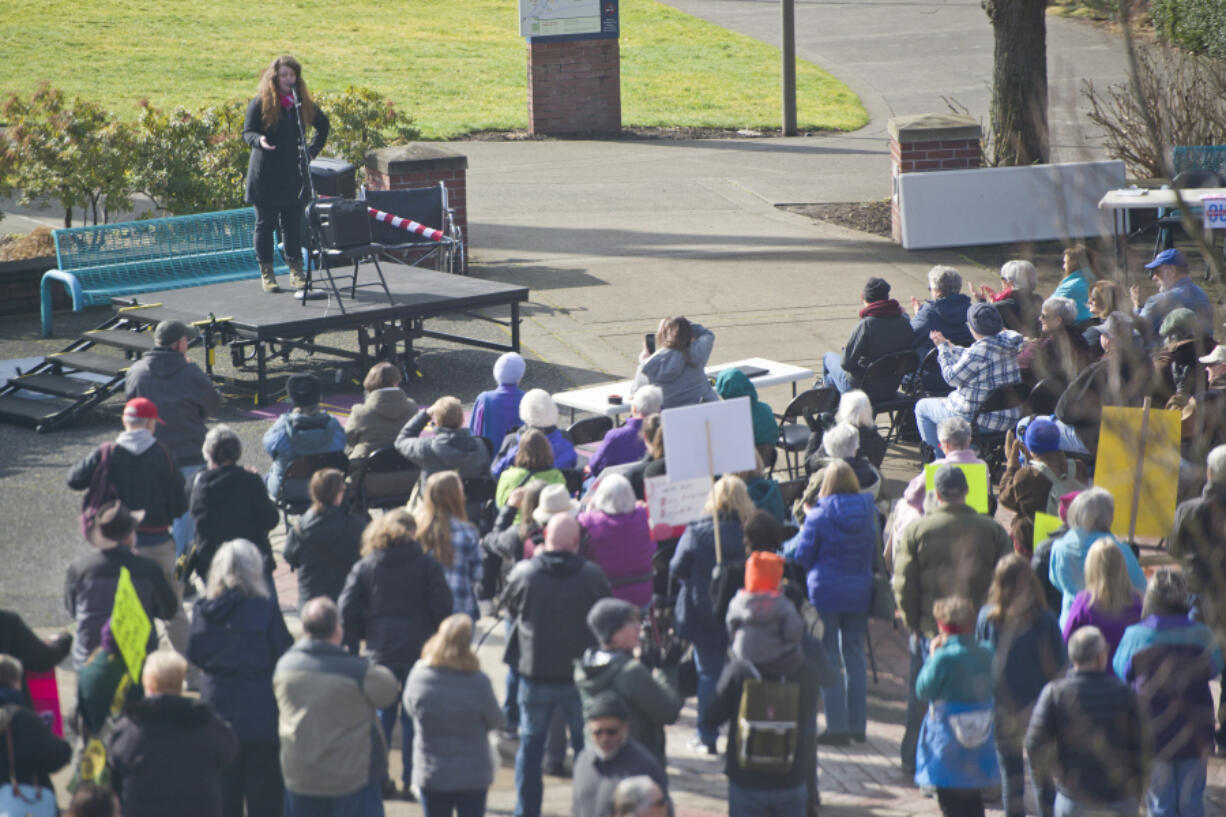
left=924, top=462, right=990, bottom=514
left=110, top=567, right=151, bottom=683
left=1094, top=405, right=1180, bottom=540
left=1033, top=511, right=1063, bottom=551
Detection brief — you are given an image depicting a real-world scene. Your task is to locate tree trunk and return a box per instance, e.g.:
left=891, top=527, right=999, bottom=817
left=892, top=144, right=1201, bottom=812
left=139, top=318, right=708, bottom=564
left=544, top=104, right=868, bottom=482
left=984, top=0, right=1049, bottom=166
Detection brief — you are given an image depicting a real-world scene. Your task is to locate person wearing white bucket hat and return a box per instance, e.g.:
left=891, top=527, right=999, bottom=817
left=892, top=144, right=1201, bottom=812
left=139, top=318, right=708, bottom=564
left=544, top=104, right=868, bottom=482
left=532, top=484, right=581, bottom=528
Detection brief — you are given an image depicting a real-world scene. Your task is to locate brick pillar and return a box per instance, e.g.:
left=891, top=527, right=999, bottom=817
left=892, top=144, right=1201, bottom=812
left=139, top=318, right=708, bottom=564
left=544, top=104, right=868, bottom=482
left=888, top=113, right=981, bottom=243
left=365, top=144, right=467, bottom=271
left=528, top=39, right=621, bottom=136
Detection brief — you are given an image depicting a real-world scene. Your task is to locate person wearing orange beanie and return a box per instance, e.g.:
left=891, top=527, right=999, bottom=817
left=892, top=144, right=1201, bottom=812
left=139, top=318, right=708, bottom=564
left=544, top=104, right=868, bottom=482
left=725, top=551, right=804, bottom=668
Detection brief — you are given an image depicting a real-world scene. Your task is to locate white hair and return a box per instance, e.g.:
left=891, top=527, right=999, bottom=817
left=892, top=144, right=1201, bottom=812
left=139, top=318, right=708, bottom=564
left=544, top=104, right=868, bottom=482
left=205, top=539, right=270, bottom=600
left=927, top=266, right=962, bottom=297
left=631, top=385, right=663, bottom=417
left=835, top=390, right=874, bottom=430
left=1067, top=487, right=1114, bottom=533
left=613, top=776, right=661, bottom=817
left=590, top=473, right=636, bottom=516
left=936, top=416, right=972, bottom=448
left=1042, top=296, right=1077, bottom=326
left=1000, top=259, right=1038, bottom=292
left=202, top=424, right=242, bottom=466
left=823, top=422, right=860, bottom=459
left=1068, top=626, right=1107, bottom=667
left=1208, top=445, right=1226, bottom=484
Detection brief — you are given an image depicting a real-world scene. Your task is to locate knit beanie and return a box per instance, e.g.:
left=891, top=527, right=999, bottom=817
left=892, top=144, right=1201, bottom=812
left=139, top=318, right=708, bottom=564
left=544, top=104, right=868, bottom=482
left=745, top=551, right=785, bottom=593
left=586, top=598, right=639, bottom=646
left=493, top=352, right=526, bottom=385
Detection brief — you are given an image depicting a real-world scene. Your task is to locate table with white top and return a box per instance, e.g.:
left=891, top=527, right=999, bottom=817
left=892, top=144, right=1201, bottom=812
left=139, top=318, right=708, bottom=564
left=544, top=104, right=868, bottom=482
left=1098, top=187, right=1226, bottom=273
left=552, top=357, right=815, bottom=422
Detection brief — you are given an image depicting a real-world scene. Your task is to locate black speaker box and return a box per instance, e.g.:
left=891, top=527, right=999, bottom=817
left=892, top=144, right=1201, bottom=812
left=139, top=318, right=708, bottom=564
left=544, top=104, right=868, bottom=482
left=310, top=158, right=357, bottom=198
left=314, top=199, right=371, bottom=249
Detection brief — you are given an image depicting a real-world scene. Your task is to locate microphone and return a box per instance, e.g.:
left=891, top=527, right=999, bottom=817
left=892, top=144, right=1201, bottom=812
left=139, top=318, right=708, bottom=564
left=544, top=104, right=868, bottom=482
left=291, top=88, right=301, bottom=108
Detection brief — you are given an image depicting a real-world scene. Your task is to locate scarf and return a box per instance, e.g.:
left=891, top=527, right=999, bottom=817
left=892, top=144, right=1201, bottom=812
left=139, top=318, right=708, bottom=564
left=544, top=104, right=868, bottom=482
left=859, top=299, right=904, bottom=319
left=991, top=286, right=1015, bottom=303
left=279, top=94, right=294, bottom=109
left=938, top=622, right=967, bottom=635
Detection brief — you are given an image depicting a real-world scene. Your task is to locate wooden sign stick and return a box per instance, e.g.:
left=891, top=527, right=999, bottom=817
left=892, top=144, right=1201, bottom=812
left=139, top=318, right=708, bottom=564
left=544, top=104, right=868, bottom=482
left=705, top=419, right=722, bottom=565
left=1126, top=396, right=1151, bottom=546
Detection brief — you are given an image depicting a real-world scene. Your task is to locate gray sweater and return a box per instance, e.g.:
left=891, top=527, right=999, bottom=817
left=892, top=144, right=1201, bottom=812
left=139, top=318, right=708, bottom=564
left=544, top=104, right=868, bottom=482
left=403, top=663, right=503, bottom=793
left=630, top=322, right=717, bottom=409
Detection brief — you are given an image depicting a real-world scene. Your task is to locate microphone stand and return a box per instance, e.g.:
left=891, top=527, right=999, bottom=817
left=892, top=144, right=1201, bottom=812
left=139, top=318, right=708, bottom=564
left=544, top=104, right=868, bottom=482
left=291, top=88, right=326, bottom=302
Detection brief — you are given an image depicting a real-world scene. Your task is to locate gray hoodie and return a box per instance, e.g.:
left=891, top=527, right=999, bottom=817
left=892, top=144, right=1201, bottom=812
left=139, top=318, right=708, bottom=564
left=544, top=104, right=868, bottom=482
left=394, top=409, right=491, bottom=491
left=124, top=348, right=221, bottom=466
left=726, top=590, right=804, bottom=669
left=630, top=322, right=717, bottom=409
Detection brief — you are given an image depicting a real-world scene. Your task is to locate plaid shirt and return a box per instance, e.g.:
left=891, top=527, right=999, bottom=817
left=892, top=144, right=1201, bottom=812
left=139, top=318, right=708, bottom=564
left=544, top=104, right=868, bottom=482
left=938, top=330, right=1024, bottom=431
left=440, top=518, right=483, bottom=620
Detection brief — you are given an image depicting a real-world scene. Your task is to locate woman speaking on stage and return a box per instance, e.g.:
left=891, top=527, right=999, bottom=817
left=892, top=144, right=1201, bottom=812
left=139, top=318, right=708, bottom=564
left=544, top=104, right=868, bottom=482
left=243, top=55, right=330, bottom=293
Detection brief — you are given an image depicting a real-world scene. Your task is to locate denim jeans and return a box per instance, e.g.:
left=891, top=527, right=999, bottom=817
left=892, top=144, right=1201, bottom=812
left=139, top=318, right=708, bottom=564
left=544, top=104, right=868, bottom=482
left=693, top=642, right=726, bottom=747
left=901, top=632, right=930, bottom=770
left=728, top=780, right=807, bottom=817
left=378, top=667, right=414, bottom=787
left=173, top=463, right=204, bottom=557
left=283, top=782, right=383, bottom=817
left=514, top=679, right=584, bottom=817
left=995, top=704, right=1054, bottom=817
left=818, top=610, right=868, bottom=735
left=822, top=352, right=854, bottom=394
left=420, top=789, right=487, bottom=817
left=914, top=398, right=955, bottom=451
left=1147, top=756, right=1208, bottom=817
left=1052, top=793, right=1138, bottom=817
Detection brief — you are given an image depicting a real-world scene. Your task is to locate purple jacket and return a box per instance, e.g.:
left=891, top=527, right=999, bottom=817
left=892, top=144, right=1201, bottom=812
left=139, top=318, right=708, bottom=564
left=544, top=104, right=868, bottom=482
left=587, top=416, right=645, bottom=477
left=468, top=384, right=525, bottom=451
left=1061, top=590, right=1142, bottom=667
left=577, top=506, right=655, bottom=607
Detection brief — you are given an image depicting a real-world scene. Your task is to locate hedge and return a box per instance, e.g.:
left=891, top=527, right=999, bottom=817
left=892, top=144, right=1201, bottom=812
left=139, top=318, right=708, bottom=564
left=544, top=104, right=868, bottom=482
left=1150, top=0, right=1226, bottom=62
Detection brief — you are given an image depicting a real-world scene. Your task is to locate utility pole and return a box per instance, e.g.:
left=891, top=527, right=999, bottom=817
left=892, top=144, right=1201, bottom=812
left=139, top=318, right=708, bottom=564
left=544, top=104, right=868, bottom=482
left=781, top=0, right=796, bottom=135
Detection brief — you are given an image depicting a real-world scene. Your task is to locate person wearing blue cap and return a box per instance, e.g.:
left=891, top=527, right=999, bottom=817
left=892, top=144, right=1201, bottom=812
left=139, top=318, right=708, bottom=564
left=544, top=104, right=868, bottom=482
left=1131, top=248, right=1214, bottom=345
left=469, top=352, right=527, bottom=450
left=998, top=418, right=1088, bottom=555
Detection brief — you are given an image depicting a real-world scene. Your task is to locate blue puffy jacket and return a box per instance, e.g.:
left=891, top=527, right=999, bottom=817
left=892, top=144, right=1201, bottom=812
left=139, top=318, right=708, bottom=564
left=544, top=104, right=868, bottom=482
left=669, top=515, right=746, bottom=649
left=791, top=492, right=877, bottom=613
left=187, top=589, right=293, bottom=742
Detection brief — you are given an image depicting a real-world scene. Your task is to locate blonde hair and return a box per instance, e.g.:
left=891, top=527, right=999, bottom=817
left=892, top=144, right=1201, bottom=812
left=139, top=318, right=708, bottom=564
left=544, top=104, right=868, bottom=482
left=416, top=471, right=468, bottom=567
left=361, top=510, right=417, bottom=556
left=703, top=475, right=755, bottom=522
left=420, top=613, right=480, bottom=673
left=819, top=459, right=861, bottom=498
left=429, top=396, right=464, bottom=429
left=933, top=596, right=975, bottom=630
left=1084, top=538, right=1137, bottom=615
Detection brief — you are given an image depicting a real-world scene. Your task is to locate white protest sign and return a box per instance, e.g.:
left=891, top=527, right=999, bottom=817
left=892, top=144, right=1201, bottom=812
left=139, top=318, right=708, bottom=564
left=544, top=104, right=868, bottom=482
left=644, top=474, right=711, bottom=528
left=1204, top=195, right=1226, bottom=230
left=660, top=397, right=756, bottom=482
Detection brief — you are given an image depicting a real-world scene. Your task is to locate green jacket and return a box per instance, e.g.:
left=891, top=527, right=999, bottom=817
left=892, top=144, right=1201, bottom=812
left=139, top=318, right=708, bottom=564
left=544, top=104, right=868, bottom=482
left=574, top=648, right=682, bottom=764
left=893, top=504, right=1010, bottom=637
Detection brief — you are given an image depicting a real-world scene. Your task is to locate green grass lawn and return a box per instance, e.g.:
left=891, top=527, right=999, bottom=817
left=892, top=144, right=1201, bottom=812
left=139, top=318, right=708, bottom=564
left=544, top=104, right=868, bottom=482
left=0, top=0, right=866, bottom=138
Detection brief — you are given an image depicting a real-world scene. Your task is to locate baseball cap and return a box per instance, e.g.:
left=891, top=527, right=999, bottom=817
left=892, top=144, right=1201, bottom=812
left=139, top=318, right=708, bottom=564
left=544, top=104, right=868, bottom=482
left=1145, top=248, right=1187, bottom=270
left=1200, top=345, right=1226, bottom=365
left=123, top=397, right=164, bottom=424
left=153, top=320, right=200, bottom=347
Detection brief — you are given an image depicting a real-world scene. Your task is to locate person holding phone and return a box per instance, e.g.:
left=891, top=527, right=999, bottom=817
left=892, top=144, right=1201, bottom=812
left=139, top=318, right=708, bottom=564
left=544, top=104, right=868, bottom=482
left=242, top=55, right=330, bottom=293
left=631, top=316, right=717, bottom=409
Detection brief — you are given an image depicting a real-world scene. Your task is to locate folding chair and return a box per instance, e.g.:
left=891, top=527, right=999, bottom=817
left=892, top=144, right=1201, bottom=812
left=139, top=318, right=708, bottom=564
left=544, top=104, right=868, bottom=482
left=361, top=184, right=464, bottom=274
left=775, top=388, right=840, bottom=479
left=565, top=416, right=613, bottom=446
left=276, top=450, right=350, bottom=533
left=969, top=383, right=1031, bottom=484
left=862, top=351, right=922, bottom=444
left=355, top=446, right=420, bottom=512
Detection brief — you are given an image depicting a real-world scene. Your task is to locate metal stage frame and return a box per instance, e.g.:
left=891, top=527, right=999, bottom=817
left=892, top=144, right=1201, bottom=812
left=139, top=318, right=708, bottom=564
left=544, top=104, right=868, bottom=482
left=114, top=266, right=528, bottom=405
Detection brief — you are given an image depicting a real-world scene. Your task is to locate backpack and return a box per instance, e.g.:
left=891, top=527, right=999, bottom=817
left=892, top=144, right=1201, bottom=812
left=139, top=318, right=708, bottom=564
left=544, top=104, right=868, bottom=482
left=736, top=663, right=800, bottom=774
left=1032, top=460, right=1087, bottom=516
left=79, top=443, right=119, bottom=539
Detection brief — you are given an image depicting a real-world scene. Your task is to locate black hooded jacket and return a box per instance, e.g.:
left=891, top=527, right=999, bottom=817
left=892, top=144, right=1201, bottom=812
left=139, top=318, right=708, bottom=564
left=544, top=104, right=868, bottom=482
left=189, top=463, right=280, bottom=579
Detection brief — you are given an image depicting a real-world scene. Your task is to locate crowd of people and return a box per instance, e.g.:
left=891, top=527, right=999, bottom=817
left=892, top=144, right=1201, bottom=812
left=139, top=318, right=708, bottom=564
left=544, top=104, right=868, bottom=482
left=1, top=242, right=1225, bottom=817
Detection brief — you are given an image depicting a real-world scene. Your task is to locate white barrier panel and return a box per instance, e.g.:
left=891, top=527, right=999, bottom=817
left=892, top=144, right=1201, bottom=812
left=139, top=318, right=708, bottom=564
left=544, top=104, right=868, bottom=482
left=896, top=160, right=1126, bottom=249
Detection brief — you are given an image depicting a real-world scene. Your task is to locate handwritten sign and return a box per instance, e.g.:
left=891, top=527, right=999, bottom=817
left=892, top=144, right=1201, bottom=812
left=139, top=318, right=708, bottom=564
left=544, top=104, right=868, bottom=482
left=1094, top=405, right=1180, bottom=540
left=1033, top=511, right=1063, bottom=550
left=923, top=463, right=990, bottom=514
left=110, top=566, right=151, bottom=683
left=661, top=397, right=755, bottom=482
left=1203, top=195, right=1226, bottom=230
left=644, top=474, right=710, bottom=528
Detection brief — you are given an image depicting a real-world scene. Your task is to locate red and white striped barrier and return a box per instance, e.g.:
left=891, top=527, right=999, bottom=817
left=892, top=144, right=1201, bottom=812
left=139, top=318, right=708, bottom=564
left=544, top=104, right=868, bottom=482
left=367, top=207, right=445, bottom=242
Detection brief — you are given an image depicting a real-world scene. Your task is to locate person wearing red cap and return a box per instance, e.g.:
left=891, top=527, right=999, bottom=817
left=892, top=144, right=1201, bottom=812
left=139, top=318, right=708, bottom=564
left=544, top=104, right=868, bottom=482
left=68, top=397, right=190, bottom=667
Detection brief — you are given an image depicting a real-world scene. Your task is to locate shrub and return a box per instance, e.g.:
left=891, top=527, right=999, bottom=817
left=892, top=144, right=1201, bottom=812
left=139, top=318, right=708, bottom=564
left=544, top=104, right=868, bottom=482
left=132, top=98, right=248, bottom=215
left=313, top=86, right=420, bottom=179
left=1151, top=0, right=1226, bottom=61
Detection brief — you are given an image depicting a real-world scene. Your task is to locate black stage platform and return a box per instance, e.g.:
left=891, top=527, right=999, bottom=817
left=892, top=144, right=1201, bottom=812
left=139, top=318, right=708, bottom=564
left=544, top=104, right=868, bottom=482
left=116, top=266, right=528, bottom=404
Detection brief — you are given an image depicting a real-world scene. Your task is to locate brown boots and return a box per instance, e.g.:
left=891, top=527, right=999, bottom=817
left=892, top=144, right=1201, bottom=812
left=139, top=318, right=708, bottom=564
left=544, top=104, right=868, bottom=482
left=289, top=262, right=308, bottom=290
left=259, top=262, right=281, bottom=293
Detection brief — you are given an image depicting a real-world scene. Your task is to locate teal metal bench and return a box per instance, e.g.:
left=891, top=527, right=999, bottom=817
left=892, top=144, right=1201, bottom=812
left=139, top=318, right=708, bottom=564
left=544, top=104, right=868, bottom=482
left=40, top=208, right=287, bottom=337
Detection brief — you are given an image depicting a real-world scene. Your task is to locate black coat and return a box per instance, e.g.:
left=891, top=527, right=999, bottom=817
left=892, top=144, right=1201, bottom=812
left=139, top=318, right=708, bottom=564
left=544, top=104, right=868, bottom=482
left=0, top=689, right=71, bottom=792
left=840, top=303, right=915, bottom=400
left=187, top=589, right=293, bottom=743
left=189, top=464, right=280, bottom=579
left=338, top=541, right=453, bottom=672
left=243, top=96, right=329, bottom=207
left=65, top=547, right=178, bottom=669
left=68, top=440, right=187, bottom=531
left=108, top=695, right=238, bottom=817
left=283, top=505, right=366, bottom=607
left=0, top=610, right=71, bottom=705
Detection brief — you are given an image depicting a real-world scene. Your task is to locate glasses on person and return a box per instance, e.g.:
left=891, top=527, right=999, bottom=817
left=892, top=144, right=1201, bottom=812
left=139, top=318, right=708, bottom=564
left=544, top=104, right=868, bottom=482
left=591, top=727, right=622, bottom=738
